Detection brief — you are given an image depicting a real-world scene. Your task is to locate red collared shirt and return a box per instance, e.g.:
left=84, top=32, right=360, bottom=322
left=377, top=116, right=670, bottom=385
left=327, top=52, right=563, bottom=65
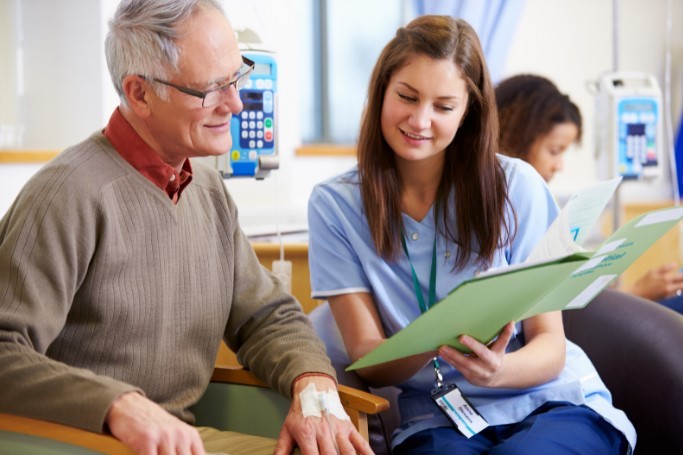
left=103, top=109, right=192, bottom=204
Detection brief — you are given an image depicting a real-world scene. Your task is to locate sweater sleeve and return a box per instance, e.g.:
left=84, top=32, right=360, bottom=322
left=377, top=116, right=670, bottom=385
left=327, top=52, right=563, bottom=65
left=0, top=158, right=142, bottom=433
left=218, top=187, right=336, bottom=398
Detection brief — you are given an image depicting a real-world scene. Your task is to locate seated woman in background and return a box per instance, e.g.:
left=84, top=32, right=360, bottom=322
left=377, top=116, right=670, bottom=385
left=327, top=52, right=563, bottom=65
left=307, top=16, right=634, bottom=454
left=496, top=74, right=683, bottom=311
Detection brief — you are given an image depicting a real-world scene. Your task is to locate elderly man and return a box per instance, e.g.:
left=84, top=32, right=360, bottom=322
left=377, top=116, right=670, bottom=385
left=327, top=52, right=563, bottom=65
left=0, top=1, right=372, bottom=454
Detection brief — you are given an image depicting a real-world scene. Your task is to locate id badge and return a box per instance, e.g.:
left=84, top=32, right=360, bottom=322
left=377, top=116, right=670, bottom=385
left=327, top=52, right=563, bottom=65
left=431, top=383, right=488, bottom=438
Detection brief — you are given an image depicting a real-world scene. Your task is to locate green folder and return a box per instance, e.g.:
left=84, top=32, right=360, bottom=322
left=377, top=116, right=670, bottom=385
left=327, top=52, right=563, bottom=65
left=347, top=206, right=683, bottom=371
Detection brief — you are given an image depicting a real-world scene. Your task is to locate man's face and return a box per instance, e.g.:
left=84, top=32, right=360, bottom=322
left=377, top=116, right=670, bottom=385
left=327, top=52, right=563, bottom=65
left=144, top=7, right=244, bottom=166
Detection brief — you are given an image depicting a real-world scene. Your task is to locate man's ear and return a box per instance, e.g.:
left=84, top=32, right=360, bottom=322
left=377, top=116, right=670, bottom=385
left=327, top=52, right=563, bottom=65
left=122, top=75, right=152, bottom=118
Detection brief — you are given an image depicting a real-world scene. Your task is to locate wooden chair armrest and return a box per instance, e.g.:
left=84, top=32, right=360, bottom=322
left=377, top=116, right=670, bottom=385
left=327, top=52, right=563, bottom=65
left=210, top=366, right=390, bottom=441
left=211, top=366, right=389, bottom=413
left=211, top=365, right=269, bottom=386
left=0, top=412, right=134, bottom=454
left=337, top=384, right=390, bottom=415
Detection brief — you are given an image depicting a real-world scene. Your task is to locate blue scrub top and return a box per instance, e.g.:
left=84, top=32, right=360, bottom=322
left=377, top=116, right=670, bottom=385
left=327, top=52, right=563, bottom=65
left=307, top=155, right=636, bottom=449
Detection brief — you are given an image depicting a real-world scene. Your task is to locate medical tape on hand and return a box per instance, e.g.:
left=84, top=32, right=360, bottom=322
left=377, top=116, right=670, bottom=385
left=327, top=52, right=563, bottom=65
left=299, top=382, right=350, bottom=421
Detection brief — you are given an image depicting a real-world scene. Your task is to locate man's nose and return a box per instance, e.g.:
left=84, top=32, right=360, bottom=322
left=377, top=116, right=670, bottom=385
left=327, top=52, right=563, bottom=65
left=217, top=85, right=243, bottom=114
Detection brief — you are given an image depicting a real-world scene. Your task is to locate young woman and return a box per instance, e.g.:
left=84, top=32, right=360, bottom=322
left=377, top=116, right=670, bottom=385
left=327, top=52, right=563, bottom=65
left=307, top=16, right=635, bottom=454
left=496, top=73, right=683, bottom=309
left=495, top=74, right=581, bottom=183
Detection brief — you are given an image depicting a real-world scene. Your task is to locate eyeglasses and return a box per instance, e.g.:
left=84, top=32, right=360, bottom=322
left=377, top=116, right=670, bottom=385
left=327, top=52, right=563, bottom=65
left=143, top=56, right=255, bottom=108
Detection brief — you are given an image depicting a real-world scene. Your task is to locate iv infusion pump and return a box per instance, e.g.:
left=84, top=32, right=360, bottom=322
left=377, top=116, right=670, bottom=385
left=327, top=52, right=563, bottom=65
left=210, top=49, right=278, bottom=179
left=595, top=72, right=663, bottom=180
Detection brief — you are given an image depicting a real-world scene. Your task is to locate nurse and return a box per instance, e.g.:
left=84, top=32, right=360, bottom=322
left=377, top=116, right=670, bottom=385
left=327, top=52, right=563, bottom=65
left=307, top=15, right=635, bottom=454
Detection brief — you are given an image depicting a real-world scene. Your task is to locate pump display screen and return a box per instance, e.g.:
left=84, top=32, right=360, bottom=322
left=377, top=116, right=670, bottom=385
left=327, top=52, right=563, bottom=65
left=626, top=123, right=645, bottom=137
left=254, top=62, right=271, bottom=75
left=622, top=100, right=652, bottom=112
left=243, top=91, right=263, bottom=111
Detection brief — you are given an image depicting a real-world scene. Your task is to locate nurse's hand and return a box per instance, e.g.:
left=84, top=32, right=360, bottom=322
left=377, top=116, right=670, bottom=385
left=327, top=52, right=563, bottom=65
left=438, top=321, right=515, bottom=387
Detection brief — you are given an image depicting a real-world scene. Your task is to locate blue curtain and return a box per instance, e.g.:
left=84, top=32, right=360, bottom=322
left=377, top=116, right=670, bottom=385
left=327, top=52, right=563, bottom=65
left=412, top=0, right=526, bottom=82
left=675, top=112, right=683, bottom=197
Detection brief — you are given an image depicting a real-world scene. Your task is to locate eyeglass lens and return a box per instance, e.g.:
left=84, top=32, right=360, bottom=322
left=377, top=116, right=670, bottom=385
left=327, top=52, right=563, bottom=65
left=202, top=63, right=253, bottom=107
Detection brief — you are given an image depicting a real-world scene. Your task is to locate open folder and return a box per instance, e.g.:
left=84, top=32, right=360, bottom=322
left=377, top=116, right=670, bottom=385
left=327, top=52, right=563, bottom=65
left=347, top=180, right=683, bottom=371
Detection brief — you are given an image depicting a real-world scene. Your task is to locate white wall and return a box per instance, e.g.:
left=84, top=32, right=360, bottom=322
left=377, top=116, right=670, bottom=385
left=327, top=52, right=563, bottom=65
left=0, top=0, right=111, bottom=222
left=20, top=0, right=106, bottom=148
left=2, top=0, right=682, bottom=232
left=504, top=0, right=683, bottom=203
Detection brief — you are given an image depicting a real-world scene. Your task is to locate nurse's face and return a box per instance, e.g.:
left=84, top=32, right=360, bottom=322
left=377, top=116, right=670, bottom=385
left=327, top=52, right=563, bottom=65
left=380, top=54, right=469, bottom=165
left=527, top=122, right=579, bottom=182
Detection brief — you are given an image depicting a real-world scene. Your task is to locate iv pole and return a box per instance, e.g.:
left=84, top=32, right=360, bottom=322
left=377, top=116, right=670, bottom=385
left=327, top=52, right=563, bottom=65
left=611, top=0, right=621, bottom=234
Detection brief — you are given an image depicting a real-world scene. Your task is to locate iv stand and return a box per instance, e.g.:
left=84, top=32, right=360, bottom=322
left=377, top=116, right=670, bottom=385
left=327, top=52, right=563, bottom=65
left=611, top=0, right=621, bottom=236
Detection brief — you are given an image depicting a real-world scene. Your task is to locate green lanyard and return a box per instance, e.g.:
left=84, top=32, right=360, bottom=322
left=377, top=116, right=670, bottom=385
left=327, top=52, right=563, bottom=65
left=401, top=234, right=437, bottom=313
left=401, top=233, right=444, bottom=388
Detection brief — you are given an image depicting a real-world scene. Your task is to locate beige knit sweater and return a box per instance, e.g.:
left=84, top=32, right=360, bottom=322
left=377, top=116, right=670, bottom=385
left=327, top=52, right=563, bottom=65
left=0, top=132, right=334, bottom=433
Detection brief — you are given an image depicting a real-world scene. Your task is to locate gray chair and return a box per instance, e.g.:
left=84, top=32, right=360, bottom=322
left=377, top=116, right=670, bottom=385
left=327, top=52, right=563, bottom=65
left=563, top=289, right=683, bottom=454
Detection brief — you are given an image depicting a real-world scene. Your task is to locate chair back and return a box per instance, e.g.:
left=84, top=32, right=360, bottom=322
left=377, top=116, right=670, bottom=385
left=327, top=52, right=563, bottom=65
left=191, top=381, right=291, bottom=439
left=563, top=289, right=683, bottom=454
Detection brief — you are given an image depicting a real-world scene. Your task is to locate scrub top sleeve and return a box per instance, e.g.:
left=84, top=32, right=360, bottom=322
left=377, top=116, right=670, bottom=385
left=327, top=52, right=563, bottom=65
left=505, top=159, right=560, bottom=264
left=307, top=185, right=371, bottom=299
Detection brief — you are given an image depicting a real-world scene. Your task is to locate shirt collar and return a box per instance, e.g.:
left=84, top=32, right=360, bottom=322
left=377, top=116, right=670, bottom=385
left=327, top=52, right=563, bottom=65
left=103, top=108, right=193, bottom=202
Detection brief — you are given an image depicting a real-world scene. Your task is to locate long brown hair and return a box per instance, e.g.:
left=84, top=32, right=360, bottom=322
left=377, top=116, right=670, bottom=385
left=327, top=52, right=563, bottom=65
left=357, top=15, right=512, bottom=269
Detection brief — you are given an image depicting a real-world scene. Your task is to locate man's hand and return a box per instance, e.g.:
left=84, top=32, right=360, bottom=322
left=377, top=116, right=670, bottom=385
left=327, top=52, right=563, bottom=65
left=274, top=375, right=373, bottom=455
left=106, top=391, right=205, bottom=455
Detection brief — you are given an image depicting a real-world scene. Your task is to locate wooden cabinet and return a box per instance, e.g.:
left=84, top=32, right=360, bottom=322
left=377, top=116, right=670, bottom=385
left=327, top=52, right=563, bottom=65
left=606, top=202, right=682, bottom=288
left=251, top=242, right=320, bottom=314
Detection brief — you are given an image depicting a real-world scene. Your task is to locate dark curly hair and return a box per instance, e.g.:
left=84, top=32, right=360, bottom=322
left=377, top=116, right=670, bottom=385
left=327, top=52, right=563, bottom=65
left=495, top=74, right=582, bottom=160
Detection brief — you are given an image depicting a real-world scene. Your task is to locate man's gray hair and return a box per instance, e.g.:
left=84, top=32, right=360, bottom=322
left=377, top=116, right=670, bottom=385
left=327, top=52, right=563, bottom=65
left=105, top=0, right=226, bottom=104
